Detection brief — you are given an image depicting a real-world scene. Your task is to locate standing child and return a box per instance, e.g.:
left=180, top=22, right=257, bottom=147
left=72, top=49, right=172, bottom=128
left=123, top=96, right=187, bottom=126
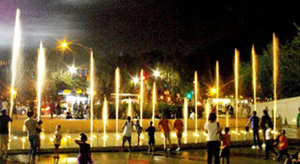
left=135, top=120, right=143, bottom=146
left=276, top=130, right=290, bottom=161
left=265, top=122, right=278, bottom=160
left=146, top=121, right=155, bottom=152
left=220, top=127, right=231, bottom=164
left=54, top=125, right=62, bottom=158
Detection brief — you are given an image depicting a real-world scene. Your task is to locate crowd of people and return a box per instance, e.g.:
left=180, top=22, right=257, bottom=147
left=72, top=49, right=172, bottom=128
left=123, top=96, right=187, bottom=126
left=1, top=105, right=300, bottom=164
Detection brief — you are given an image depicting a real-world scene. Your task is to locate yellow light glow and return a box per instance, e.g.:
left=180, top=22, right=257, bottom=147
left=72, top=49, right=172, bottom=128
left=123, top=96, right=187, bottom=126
left=115, top=68, right=120, bottom=135
left=211, top=88, right=216, bottom=94
left=132, top=76, right=139, bottom=84
left=21, top=138, right=26, bottom=142
left=61, top=42, right=68, bottom=48
left=68, top=65, right=77, bottom=74
left=171, top=132, right=177, bottom=138
left=153, top=70, right=160, bottom=78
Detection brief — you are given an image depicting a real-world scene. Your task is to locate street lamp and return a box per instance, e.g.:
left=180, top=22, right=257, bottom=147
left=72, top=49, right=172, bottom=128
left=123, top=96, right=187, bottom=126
left=68, top=65, right=77, bottom=76
left=211, top=88, right=216, bottom=94
left=153, top=69, right=160, bottom=79
left=132, top=76, right=139, bottom=85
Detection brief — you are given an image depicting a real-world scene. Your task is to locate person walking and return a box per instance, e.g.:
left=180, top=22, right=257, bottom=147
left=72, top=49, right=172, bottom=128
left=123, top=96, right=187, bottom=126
left=264, top=122, right=278, bottom=160
left=0, top=109, right=12, bottom=158
left=121, top=116, right=133, bottom=151
left=145, top=121, right=155, bottom=152
left=204, top=113, right=221, bottom=164
left=75, top=133, right=93, bottom=164
left=260, top=109, right=272, bottom=147
left=246, top=111, right=261, bottom=149
left=173, top=115, right=183, bottom=151
left=158, top=115, right=172, bottom=151
left=25, top=111, right=41, bottom=164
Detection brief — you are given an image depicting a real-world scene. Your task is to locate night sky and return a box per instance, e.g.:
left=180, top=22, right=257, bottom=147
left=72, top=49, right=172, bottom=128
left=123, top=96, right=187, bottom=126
left=0, top=0, right=299, bottom=69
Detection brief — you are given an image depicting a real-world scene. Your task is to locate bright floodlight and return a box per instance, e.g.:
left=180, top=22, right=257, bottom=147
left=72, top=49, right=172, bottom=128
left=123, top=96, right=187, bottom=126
left=154, top=70, right=160, bottom=78
left=68, top=65, right=77, bottom=74
left=61, top=42, right=68, bottom=48
left=211, top=88, right=216, bottom=94
left=132, top=76, right=139, bottom=84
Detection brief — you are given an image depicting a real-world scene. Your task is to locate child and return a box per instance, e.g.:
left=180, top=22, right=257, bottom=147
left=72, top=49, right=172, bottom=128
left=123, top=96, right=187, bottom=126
left=220, top=127, right=231, bottom=164
left=75, top=133, right=93, bottom=164
left=276, top=130, right=290, bottom=161
left=54, top=125, right=62, bottom=158
left=146, top=121, right=155, bottom=152
left=135, top=120, right=143, bottom=146
left=265, top=122, right=278, bottom=160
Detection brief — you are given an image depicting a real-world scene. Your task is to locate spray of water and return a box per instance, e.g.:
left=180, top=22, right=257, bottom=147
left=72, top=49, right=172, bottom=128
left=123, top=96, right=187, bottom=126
left=251, top=45, right=257, bottom=111
left=152, top=82, right=156, bottom=123
left=234, top=49, right=240, bottom=132
left=128, top=98, right=132, bottom=117
left=273, top=34, right=279, bottom=132
left=90, top=50, right=94, bottom=137
left=140, top=69, right=144, bottom=127
left=37, top=42, right=46, bottom=121
left=194, top=71, right=199, bottom=136
left=115, top=67, right=120, bottom=135
left=183, top=98, right=188, bottom=137
left=216, top=61, right=219, bottom=121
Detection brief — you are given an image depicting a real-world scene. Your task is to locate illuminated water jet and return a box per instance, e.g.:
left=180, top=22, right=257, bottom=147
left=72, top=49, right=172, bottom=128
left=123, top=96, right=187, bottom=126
left=10, top=9, right=21, bottom=118
left=140, top=69, right=144, bottom=127
left=102, top=97, right=108, bottom=139
left=127, top=98, right=132, bottom=117
left=183, top=98, right=188, bottom=137
left=37, top=42, right=46, bottom=121
left=216, top=61, right=219, bottom=121
left=234, top=49, right=240, bottom=132
left=115, top=67, right=120, bottom=136
left=90, top=50, right=94, bottom=137
left=252, top=45, right=257, bottom=111
left=273, top=33, right=279, bottom=132
left=152, top=82, right=156, bottom=123
left=194, top=71, right=199, bottom=136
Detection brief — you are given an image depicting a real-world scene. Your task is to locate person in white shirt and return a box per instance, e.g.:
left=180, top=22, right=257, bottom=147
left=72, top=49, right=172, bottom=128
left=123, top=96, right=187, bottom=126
left=121, top=116, right=133, bottom=151
left=204, top=113, right=221, bottom=164
left=265, top=121, right=278, bottom=160
left=189, top=110, right=195, bottom=119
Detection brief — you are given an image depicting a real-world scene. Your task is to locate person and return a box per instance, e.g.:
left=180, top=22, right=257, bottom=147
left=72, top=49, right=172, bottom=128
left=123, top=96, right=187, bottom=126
left=54, top=125, right=62, bottom=158
left=12, top=104, right=18, bottom=119
left=276, top=130, right=290, bottom=161
left=25, top=111, right=41, bottom=164
left=121, top=116, right=133, bottom=151
left=189, top=109, right=195, bottom=119
left=265, top=122, right=278, bottom=160
left=66, top=112, right=73, bottom=119
left=73, top=101, right=79, bottom=116
left=0, top=109, right=12, bottom=158
left=37, top=120, right=43, bottom=154
left=204, top=113, right=221, bottom=164
left=297, top=108, right=300, bottom=128
left=260, top=109, right=272, bottom=146
left=173, top=115, right=183, bottom=151
left=158, top=115, right=172, bottom=151
left=1, top=99, right=8, bottom=111
left=246, top=111, right=261, bottom=149
left=145, top=121, right=155, bottom=152
left=135, top=120, right=143, bottom=146
left=75, top=133, right=93, bottom=164
left=220, top=127, right=231, bottom=164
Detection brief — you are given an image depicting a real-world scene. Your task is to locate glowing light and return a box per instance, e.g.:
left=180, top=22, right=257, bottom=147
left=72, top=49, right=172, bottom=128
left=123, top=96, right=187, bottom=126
left=132, top=76, right=139, bottom=84
left=273, top=33, right=279, bottom=132
left=21, top=138, right=26, bottom=142
left=153, top=70, right=160, bottom=78
left=115, top=67, right=120, bottom=135
left=61, top=42, right=68, bottom=48
left=194, top=71, right=198, bottom=135
left=13, top=136, right=18, bottom=140
left=193, top=133, right=200, bottom=137
left=40, top=133, right=45, bottom=140
left=171, top=132, right=177, bottom=138
left=37, top=42, right=46, bottom=121
left=140, top=69, right=144, bottom=127
left=160, top=133, right=165, bottom=138
left=211, top=88, right=216, bottom=94
left=90, top=50, right=94, bottom=139
left=68, top=65, right=77, bottom=75
left=234, top=49, right=240, bottom=132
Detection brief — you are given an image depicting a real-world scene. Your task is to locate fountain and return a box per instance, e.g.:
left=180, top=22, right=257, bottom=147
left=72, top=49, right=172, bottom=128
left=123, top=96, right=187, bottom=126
left=194, top=71, right=199, bottom=136
left=140, top=69, right=144, bottom=127
left=234, top=49, right=240, bottom=132
left=9, top=9, right=21, bottom=118
left=152, top=82, right=156, bottom=123
left=37, top=42, right=46, bottom=120
left=102, top=97, right=108, bottom=139
left=115, top=67, right=120, bottom=136
left=90, top=50, right=94, bottom=137
left=206, top=100, right=210, bottom=122
left=216, top=61, right=219, bottom=121
left=127, top=98, right=132, bottom=117
left=251, top=45, right=257, bottom=111
left=273, top=33, right=279, bottom=132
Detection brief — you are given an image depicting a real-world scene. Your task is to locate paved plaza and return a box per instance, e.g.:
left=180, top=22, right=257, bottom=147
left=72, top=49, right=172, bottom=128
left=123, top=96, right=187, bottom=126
left=2, top=147, right=298, bottom=164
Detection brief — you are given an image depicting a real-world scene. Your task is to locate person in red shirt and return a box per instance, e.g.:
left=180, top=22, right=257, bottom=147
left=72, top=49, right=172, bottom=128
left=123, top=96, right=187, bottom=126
left=158, top=115, right=172, bottom=151
left=276, top=130, right=290, bottom=161
left=220, top=127, right=231, bottom=164
left=173, top=115, right=183, bottom=151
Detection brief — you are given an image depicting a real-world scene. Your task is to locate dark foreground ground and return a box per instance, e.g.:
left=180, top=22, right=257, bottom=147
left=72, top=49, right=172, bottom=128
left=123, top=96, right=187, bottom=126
left=1, top=147, right=296, bottom=164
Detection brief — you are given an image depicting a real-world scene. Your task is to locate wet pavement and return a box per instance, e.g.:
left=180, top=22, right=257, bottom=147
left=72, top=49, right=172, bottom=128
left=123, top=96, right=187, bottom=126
left=2, top=147, right=297, bottom=164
